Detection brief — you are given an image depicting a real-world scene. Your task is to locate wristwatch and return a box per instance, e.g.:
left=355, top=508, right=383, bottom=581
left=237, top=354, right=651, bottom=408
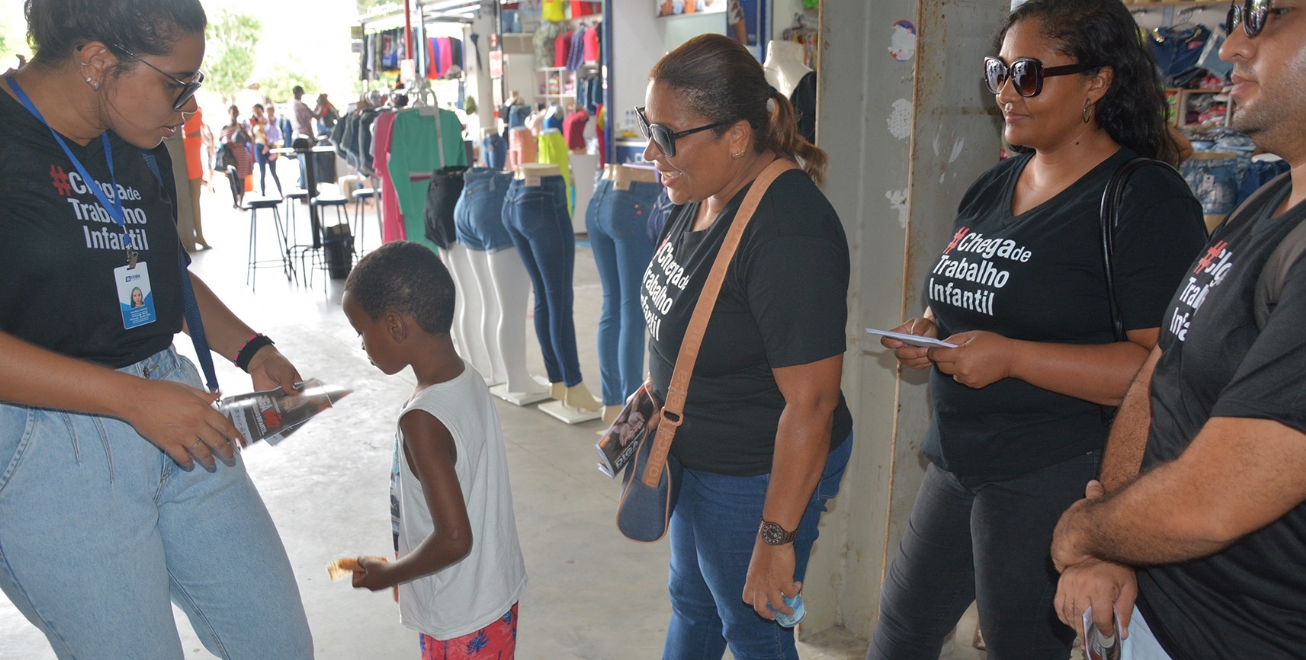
left=758, top=518, right=797, bottom=546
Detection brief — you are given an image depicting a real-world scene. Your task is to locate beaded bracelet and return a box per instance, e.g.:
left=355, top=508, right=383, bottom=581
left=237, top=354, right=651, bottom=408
left=234, top=334, right=275, bottom=372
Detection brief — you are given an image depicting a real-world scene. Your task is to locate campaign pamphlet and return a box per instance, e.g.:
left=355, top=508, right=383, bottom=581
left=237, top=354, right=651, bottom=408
left=866, top=328, right=958, bottom=349
left=1082, top=606, right=1123, bottom=660
left=217, top=378, right=351, bottom=447
left=596, top=383, right=660, bottom=479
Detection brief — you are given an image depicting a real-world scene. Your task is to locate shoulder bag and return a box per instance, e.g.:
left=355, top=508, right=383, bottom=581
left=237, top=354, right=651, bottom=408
left=616, top=158, right=798, bottom=543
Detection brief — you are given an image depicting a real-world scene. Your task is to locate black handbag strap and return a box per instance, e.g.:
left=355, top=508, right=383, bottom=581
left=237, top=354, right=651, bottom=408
left=1099, top=157, right=1188, bottom=342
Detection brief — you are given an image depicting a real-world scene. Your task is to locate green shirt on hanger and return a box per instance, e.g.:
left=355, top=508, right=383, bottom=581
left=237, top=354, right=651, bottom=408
left=387, top=108, right=468, bottom=230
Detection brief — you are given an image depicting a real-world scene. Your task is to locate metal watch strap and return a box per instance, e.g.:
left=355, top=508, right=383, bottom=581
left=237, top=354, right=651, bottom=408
left=759, top=518, right=798, bottom=545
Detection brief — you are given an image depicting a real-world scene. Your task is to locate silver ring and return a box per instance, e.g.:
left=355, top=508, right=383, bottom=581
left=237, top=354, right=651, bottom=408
left=190, top=439, right=204, bottom=452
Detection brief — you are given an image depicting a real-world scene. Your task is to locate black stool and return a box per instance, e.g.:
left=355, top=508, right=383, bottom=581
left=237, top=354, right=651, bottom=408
left=244, top=197, right=293, bottom=291
left=283, top=189, right=310, bottom=245
left=295, top=196, right=353, bottom=286
left=350, top=188, right=376, bottom=256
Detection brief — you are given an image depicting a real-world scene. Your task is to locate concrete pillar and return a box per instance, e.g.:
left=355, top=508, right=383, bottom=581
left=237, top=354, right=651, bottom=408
left=801, top=0, right=1008, bottom=641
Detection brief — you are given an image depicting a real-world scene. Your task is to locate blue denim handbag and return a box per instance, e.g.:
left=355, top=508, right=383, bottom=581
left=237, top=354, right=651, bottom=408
left=616, top=159, right=799, bottom=543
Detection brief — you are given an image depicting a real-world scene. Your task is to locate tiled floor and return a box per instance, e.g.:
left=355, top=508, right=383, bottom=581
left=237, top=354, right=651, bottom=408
left=0, top=179, right=886, bottom=659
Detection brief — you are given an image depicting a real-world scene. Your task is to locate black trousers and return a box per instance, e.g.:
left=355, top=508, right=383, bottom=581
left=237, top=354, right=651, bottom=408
left=866, top=451, right=1100, bottom=660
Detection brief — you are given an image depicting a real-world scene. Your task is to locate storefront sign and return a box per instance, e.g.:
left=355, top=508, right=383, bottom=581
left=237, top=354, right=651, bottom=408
left=490, top=50, right=503, bottom=79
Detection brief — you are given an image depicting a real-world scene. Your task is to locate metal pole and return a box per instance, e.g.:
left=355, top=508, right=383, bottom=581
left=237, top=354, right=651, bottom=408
left=404, top=0, right=414, bottom=60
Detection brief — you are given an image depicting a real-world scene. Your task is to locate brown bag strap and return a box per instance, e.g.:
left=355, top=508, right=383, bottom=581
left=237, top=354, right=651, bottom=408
left=640, top=158, right=799, bottom=486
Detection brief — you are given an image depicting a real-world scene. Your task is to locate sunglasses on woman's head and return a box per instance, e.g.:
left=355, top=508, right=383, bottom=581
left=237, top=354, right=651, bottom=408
left=983, top=56, right=1102, bottom=98
left=1227, top=0, right=1272, bottom=37
left=635, top=106, right=728, bottom=158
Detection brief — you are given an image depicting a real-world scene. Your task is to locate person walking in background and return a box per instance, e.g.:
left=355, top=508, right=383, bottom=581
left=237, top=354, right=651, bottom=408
left=250, top=103, right=282, bottom=197
left=218, top=104, right=253, bottom=208
left=289, top=85, right=314, bottom=189
left=0, top=0, right=313, bottom=656
left=314, top=92, right=338, bottom=137
left=1053, top=2, right=1306, bottom=656
left=182, top=106, right=210, bottom=248
left=868, top=0, right=1207, bottom=657
left=341, top=242, right=527, bottom=660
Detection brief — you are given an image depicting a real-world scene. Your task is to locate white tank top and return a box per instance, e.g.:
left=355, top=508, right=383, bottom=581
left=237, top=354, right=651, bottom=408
left=391, top=362, right=527, bottom=639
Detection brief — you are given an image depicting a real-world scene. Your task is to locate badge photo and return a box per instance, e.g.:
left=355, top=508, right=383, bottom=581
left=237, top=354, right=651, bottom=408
left=115, top=262, right=157, bottom=329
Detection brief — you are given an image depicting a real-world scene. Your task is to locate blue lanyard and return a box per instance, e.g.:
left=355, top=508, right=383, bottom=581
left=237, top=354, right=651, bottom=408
left=5, top=75, right=136, bottom=258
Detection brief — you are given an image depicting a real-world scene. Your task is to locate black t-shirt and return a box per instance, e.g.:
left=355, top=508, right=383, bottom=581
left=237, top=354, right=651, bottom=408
left=1137, top=177, right=1306, bottom=659
left=642, top=169, right=853, bottom=477
left=924, top=149, right=1206, bottom=477
left=0, top=88, right=183, bottom=369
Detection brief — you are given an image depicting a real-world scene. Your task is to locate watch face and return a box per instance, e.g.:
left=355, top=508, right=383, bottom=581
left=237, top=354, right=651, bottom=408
left=760, top=521, right=793, bottom=545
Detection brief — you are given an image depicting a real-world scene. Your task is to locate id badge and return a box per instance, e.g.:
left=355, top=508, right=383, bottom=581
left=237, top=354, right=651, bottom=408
left=114, top=262, right=157, bottom=329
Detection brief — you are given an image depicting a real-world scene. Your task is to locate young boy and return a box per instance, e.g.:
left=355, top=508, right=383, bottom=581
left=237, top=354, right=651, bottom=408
left=341, top=241, right=527, bottom=659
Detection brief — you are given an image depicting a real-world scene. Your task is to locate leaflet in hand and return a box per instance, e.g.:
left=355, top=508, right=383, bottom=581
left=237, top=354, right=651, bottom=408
left=217, top=378, right=351, bottom=447
left=1082, top=606, right=1123, bottom=660
left=866, top=328, right=957, bottom=349
left=596, top=383, right=659, bottom=479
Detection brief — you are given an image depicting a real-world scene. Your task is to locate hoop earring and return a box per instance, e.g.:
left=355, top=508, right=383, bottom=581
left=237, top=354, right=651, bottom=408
left=1083, top=98, right=1093, bottom=124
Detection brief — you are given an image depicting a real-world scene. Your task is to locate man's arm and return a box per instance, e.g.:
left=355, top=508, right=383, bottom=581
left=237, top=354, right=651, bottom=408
left=1099, top=345, right=1161, bottom=492
left=1053, top=416, right=1306, bottom=570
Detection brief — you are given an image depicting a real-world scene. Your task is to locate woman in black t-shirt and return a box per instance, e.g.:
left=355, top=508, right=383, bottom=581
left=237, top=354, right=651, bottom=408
left=868, top=0, right=1206, bottom=657
left=639, top=35, right=853, bottom=659
left=0, top=1, right=311, bottom=657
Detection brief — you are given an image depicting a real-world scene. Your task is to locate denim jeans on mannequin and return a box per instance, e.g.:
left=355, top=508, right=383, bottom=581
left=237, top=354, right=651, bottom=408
left=502, top=174, right=584, bottom=387
left=483, top=134, right=508, bottom=171
left=664, top=435, right=852, bottom=660
left=866, top=451, right=1100, bottom=660
left=0, top=346, right=313, bottom=660
left=455, top=168, right=515, bottom=252
left=586, top=178, right=659, bottom=405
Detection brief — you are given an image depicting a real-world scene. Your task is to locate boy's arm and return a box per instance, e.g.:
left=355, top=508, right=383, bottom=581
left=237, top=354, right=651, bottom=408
left=354, top=410, right=474, bottom=592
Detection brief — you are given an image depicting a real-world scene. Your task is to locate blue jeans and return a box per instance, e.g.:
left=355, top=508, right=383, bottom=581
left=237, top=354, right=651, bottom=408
left=502, top=175, right=583, bottom=386
left=254, top=145, right=282, bottom=196
left=867, top=452, right=1100, bottom=660
left=586, top=178, right=659, bottom=405
left=0, top=347, right=313, bottom=660
left=455, top=167, right=515, bottom=253
left=664, top=435, right=853, bottom=660
left=483, top=134, right=508, bottom=171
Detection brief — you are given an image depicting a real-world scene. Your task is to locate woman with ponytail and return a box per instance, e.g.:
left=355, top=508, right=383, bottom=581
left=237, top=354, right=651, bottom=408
left=637, top=33, right=853, bottom=659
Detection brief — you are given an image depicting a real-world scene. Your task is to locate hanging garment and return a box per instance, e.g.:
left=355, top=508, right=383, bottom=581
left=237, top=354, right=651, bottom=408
left=555, top=30, right=572, bottom=69
left=566, top=27, right=586, bottom=72
left=542, top=0, right=566, bottom=22
left=388, top=108, right=471, bottom=250
left=790, top=70, right=817, bottom=144
left=584, top=25, right=601, bottom=64
left=533, top=21, right=563, bottom=66
left=563, top=110, right=589, bottom=151
left=1148, top=25, right=1211, bottom=80
left=372, top=111, right=406, bottom=243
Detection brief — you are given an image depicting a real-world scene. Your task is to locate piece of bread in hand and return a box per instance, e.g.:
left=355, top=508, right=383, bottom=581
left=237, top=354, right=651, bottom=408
left=327, top=555, right=388, bottom=581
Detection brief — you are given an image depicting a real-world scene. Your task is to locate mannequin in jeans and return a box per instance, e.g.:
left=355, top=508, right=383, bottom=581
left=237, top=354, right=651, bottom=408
left=504, top=162, right=601, bottom=411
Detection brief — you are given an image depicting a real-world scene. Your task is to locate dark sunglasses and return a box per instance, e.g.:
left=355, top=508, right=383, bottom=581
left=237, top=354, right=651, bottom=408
left=635, top=106, right=727, bottom=158
left=1227, top=0, right=1272, bottom=37
left=983, top=56, right=1102, bottom=98
left=111, top=45, right=205, bottom=111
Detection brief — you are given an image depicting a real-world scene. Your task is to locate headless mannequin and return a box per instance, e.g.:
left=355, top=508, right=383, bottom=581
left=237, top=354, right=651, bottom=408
left=514, top=164, right=602, bottom=413
left=597, top=164, right=658, bottom=424
left=442, top=242, right=497, bottom=383
left=763, top=40, right=812, bottom=98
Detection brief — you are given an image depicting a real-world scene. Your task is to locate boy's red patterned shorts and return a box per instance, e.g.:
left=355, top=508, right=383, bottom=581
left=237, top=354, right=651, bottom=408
left=419, top=603, right=519, bottom=660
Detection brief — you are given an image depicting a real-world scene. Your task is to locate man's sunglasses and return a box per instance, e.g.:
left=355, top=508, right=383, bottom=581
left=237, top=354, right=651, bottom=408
left=983, top=56, right=1102, bottom=98
left=1227, top=0, right=1272, bottom=37
left=636, top=106, right=727, bottom=158
left=111, top=44, right=205, bottom=111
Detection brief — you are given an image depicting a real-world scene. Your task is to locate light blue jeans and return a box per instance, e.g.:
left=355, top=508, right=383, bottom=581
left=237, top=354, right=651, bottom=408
left=0, top=346, right=313, bottom=660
